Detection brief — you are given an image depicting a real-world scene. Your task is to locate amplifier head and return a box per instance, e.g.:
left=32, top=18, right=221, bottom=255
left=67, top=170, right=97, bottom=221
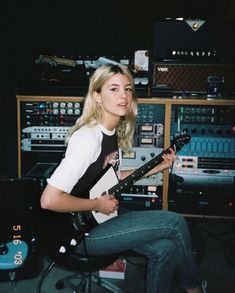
left=152, top=18, right=235, bottom=63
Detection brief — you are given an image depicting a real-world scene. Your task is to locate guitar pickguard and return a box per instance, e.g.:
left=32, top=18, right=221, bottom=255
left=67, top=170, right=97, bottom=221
left=89, top=166, right=119, bottom=223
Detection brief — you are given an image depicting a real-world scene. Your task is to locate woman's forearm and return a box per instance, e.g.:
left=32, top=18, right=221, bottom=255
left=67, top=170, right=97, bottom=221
left=40, top=184, right=99, bottom=213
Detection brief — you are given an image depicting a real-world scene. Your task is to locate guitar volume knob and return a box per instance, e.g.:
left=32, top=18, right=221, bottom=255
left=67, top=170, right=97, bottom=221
left=59, top=246, right=66, bottom=253
left=70, top=239, right=77, bottom=246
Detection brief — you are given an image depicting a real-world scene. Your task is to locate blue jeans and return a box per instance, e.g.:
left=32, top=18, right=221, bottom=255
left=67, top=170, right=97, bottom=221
left=76, top=209, right=200, bottom=293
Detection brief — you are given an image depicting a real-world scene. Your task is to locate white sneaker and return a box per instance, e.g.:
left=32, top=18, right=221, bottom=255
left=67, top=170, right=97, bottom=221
left=201, top=280, right=207, bottom=293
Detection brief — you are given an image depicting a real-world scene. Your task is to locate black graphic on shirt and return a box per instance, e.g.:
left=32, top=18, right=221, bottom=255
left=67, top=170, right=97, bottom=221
left=103, top=150, right=119, bottom=171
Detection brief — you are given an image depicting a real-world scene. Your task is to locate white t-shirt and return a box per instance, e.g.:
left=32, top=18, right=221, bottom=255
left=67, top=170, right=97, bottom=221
left=47, top=124, right=118, bottom=193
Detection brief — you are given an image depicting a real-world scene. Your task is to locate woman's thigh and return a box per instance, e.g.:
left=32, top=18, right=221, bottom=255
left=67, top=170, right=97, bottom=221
left=76, top=209, right=190, bottom=256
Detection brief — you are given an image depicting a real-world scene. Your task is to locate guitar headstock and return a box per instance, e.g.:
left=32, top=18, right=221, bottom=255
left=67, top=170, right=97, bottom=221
left=171, top=133, right=191, bottom=153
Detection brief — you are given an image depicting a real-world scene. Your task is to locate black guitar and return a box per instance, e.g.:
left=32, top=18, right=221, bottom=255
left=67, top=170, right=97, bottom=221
left=40, top=133, right=190, bottom=256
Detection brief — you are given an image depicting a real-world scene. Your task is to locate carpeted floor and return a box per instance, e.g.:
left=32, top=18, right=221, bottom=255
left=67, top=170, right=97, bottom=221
left=0, top=218, right=234, bottom=293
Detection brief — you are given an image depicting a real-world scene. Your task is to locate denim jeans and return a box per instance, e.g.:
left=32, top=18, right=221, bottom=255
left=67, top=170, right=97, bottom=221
left=76, top=209, right=200, bottom=293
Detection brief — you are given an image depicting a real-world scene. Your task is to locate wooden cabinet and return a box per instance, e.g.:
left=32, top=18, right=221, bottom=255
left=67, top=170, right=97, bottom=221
left=17, top=95, right=235, bottom=218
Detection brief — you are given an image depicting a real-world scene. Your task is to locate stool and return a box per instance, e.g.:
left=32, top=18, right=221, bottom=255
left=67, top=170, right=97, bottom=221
left=36, top=250, right=125, bottom=293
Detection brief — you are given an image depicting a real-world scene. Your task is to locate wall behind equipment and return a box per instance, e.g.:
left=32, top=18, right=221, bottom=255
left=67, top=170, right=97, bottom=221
left=0, top=0, right=234, bottom=176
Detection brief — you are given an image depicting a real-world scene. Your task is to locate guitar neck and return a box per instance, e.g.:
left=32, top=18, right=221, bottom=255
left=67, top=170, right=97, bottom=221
left=109, top=147, right=172, bottom=198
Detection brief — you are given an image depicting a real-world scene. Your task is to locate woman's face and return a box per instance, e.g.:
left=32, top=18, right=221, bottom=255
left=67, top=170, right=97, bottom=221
left=94, top=73, right=133, bottom=129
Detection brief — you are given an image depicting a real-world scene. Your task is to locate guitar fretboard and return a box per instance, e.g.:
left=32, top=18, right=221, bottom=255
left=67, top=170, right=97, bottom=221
left=109, top=148, right=168, bottom=197
left=108, top=133, right=190, bottom=198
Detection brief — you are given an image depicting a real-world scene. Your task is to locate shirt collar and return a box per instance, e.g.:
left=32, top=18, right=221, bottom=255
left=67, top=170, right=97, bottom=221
left=99, top=124, right=116, bottom=136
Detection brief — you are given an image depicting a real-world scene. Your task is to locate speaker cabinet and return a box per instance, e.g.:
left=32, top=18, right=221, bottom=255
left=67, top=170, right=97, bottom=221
left=152, top=62, right=235, bottom=97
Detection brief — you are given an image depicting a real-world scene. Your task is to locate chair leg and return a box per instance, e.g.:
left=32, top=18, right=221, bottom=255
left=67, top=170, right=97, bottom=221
left=36, top=261, right=55, bottom=293
left=56, top=272, right=94, bottom=293
left=85, top=273, right=92, bottom=293
left=91, top=275, right=125, bottom=293
left=55, top=272, right=125, bottom=293
left=56, top=273, right=82, bottom=291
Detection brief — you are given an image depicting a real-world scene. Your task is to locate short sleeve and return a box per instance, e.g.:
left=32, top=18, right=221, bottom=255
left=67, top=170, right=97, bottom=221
left=47, top=126, right=102, bottom=193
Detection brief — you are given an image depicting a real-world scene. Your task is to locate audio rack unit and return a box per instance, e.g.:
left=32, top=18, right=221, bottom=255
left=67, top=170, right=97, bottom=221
left=119, top=103, right=165, bottom=209
left=169, top=104, right=235, bottom=216
left=17, top=96, right=83, bottom=177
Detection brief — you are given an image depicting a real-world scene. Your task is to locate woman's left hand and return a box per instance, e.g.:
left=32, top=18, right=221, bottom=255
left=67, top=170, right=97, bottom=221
left=121, top=148, right=178, bottom=180
left=161, top=148, right=177, bottom=169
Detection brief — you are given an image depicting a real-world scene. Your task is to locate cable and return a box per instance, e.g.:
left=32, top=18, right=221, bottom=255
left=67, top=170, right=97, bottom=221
left=36, top=261, right=55, bottom=293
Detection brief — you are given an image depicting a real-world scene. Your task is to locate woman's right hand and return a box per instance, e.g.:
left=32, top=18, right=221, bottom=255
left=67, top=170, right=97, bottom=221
left=96, top=194, right=119, bottom=215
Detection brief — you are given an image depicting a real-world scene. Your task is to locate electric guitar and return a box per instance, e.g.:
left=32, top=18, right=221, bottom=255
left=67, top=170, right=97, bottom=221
left=41, top=133, right=190, bottom=256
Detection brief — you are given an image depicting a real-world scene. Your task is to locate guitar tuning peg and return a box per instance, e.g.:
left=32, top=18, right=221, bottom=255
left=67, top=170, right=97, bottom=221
left=59, top=246, right=66, bottom=253
left=70, top=239, right=77, bottom=246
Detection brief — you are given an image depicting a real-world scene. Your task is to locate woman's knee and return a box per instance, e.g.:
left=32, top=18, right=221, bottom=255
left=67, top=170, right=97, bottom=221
left=167, top=211, right=188, bottom=228
left=135, top=239, right=176, bottom=260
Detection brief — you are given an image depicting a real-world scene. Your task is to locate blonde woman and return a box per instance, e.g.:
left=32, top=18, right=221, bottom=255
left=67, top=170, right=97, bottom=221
left=41, top=64, right=205, bottom=293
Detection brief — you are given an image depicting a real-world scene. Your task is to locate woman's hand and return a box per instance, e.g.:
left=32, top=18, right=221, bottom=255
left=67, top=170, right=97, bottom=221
left=161, top=148, right=177, bottom=170
left=96, top=194, right=119, bottom=215
left=120, top=148, right=178, bottom=181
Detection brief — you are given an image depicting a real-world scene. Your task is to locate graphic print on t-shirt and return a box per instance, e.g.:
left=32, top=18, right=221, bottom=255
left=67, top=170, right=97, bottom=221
left=103, top=150, right=119, bottom=172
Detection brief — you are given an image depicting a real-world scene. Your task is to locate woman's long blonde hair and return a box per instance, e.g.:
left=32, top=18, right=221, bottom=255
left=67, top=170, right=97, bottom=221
left=66, top=63, right=138, bottom=151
